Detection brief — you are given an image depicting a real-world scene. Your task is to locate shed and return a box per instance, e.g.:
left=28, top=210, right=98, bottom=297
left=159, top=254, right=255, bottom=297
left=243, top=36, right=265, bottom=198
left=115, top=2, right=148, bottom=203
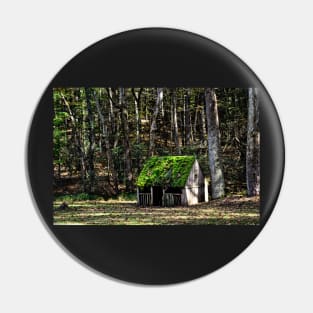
left=136, top=156, right=207, bottom=206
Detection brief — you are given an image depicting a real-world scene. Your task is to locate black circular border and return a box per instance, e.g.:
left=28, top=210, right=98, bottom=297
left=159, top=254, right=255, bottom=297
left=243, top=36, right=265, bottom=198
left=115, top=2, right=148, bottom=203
left=27, top=28, right=285, bottom=284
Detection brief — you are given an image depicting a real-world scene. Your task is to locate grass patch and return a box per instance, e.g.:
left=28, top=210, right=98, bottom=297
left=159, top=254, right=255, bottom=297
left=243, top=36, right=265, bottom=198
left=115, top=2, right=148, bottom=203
left=54, top=192, right=137, bottom=206
left=54, top=193, right=103, bottom=203
left=53, top=195, right=260, bottom=226
left=113, top=192, right=137, bottom=202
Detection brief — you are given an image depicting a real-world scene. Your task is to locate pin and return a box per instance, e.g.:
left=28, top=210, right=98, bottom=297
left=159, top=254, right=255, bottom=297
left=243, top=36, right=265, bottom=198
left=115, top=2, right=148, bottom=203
left=27, top=28, right=284, bottom=284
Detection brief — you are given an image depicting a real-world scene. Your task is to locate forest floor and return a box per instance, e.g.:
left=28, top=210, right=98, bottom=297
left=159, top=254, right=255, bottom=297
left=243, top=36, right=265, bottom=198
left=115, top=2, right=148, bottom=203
left=53, top=195, right=260, bottom=225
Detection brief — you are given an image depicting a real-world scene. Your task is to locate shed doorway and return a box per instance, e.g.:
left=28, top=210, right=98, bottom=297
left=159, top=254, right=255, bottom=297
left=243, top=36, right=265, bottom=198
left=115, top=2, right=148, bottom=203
left=152, top=187, right=163, bottom=206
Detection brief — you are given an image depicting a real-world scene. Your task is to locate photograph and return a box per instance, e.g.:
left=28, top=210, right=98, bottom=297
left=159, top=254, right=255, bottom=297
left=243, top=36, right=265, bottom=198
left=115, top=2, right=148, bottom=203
left=53, top=87, right=260, bottom=225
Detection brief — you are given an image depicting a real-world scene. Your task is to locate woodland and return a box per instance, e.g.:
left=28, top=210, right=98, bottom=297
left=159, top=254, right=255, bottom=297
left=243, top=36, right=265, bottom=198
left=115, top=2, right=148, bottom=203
left=53, top=87, right=260, bottom=225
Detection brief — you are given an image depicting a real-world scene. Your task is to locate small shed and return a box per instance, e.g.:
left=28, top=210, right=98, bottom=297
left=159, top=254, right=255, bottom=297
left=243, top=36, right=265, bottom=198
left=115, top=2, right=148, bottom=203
left=136, top=156, right=206, bottom=206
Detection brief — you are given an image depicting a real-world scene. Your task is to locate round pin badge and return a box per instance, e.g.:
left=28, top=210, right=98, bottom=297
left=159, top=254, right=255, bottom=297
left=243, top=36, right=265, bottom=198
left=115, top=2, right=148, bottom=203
left=27, top=28, right=284, bottom=284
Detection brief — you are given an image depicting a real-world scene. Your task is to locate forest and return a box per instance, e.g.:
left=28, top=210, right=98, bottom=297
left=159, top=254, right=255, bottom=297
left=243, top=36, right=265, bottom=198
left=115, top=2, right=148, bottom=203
left=53, top=87, right=260, bottom=225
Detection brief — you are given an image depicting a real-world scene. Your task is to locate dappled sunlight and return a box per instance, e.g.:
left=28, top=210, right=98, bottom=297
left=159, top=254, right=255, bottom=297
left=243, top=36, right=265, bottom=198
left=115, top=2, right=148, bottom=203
left=53, top=88, right=259, bottom=224
left=54, top=195, right=260, bottom=226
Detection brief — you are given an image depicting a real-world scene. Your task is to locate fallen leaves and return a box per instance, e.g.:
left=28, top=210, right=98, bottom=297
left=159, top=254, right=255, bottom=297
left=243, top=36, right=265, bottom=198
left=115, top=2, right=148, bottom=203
left=53, top=195, right=260, bottom=226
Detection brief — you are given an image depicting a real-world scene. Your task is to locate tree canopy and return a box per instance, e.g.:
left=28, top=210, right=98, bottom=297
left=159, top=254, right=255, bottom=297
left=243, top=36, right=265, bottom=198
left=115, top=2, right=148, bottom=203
left=53, top=87, right=258, bottom=199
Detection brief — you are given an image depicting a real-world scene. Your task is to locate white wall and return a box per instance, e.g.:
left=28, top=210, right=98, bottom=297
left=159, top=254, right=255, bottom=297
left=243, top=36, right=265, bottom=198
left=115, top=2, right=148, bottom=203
left=185, top=160, right=204, bottom=204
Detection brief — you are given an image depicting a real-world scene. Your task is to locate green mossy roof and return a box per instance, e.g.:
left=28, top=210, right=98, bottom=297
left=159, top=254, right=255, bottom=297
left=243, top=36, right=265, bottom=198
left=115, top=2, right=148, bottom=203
left=137, top=156, right=196, bottom=188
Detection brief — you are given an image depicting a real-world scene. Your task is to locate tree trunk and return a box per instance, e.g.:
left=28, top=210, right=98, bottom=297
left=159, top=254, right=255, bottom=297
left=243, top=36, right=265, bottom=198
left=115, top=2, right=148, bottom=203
left=119, top=88, right=133, bottom=191
left=205, top=88, right=225, bottom=199
left=246, top=87, right=260, bottom=196
left=107, top=88, right=115, bottom=135
left=85, top=88, right=96, bottom=193
left=94, top=89, right=119, bottom=193
left=149, top=88, right=163, bottom=156
left=193, top=105, right=198, bottom=142
left=199, top=92, right=207, bottom=146
left=132, top=88, right=143, bottom=171
left=61, top=92, right=87, bottom=191
left=132, top=88, right=142, bottom=145
left=171, top=88, right=181, bottom=154
left=185, top=88, right=191, bottom=145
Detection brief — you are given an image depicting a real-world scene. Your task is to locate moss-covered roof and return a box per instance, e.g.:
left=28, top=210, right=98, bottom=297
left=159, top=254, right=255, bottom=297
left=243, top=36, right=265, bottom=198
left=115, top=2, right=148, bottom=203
left=137, top=156, right=196, bottom=188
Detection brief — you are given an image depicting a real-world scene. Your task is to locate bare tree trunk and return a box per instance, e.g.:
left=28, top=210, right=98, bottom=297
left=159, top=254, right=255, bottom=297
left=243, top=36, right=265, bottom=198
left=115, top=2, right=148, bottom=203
left=160, top=88, right=164, bottom=117
left=149, top=88, right=163, bottom=156
left=94, top=89, right=119, bottom=193
left=106, top=88, right=120, bottom=149
left=132, top=88, right=142, bottom=145
left=201, top=107, right=207, bottom=146
left=119, top=88, right=133, bottom=191
left=61, top=92, right=87, bottom=191
left=135, top=93, right=140, bottom=145
left=193, top=105, right=198, bottom=142
left=185, top=88, right=191, bottom=145
left=171, top=88, right=181, bottom=154
left=85, top=88, right=96, bottom=193
left=107, top=88, right=115, bottom=134
left=198, top=92, right=207, bottom=146
left=246, top=87, right=260, bottom=196
left=205, top=88, right=225, bottom=199
left=132, top=88, right=143, bottom=171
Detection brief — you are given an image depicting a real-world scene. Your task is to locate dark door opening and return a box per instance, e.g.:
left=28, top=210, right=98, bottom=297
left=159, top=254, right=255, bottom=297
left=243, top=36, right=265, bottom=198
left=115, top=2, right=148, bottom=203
left=152, top=186, right=163, bottom=206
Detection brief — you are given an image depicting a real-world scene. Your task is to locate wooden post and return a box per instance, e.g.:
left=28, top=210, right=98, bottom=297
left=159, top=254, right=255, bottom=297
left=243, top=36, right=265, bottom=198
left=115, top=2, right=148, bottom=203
left=162, top=188, right=165, bottom=206
left=137, top=187, right=140, bottom=205
left=205, top=177, right=209, bottom=202
left=150, top=186, right=153, bottom=206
